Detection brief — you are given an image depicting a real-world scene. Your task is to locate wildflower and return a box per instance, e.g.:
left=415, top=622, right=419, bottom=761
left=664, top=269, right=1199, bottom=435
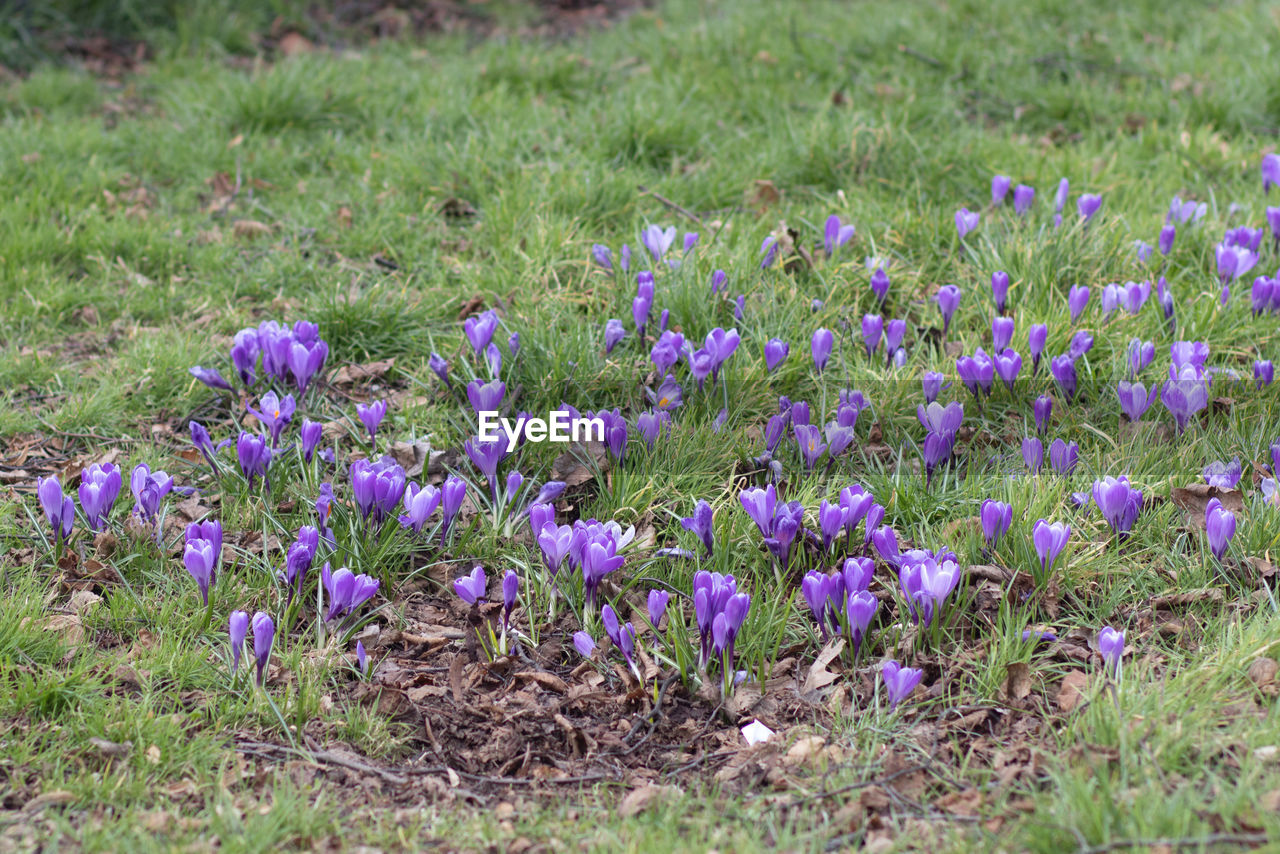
left=1029, top=324, right=1047, bottom=373
left=1092, top=476, right=1143, bottom=539
left=1013, top=184, right=1035, bottom=216
left=322, top=564, right=381, bottom=620
left=1067, top=285, right=1090, bottom=323
left=681, top=500, right=715, bottom=556
left=229, top=611, right=248, bottom=675
left=1255, top=359, right=1274, bottom=389
left=1068, top=330, right=1093, bottom=361
left=1203, top=458, right=1242, bottom=489
left=1023, top=437, right=1044, bottom=473
left=573, top=631, right=596, bottom=658
left=811, top=328, right=834, bottom=373
left=501, top=570, right=519, bottom=633
left=824, top=215, right=856, bottom=257
left=252, top=612, right=275, bottom=686
left=840, top=486, right=875, bottom=544
left=1053, top=178, right=1069, bottom=212
left=1032, top=520, right=1070, bottom=575
left=642, top=224, right=677, bottom=262
left=1050, top=355, right=1077, bottom=403
left=632, top=294, right=651, bottom=339
left=1161, top=370, right=1208, bottom=434
left=922, top=371, right=946, bottom=404
left=350, top=457, right=407, bottom=525
left=189, top=365, right=232, bottom=392
left=1077, top=193, right=1102, bottom=222
left=759, top=235, right=779, bottom=268
left=1134, top=241, right=1153, bottom=264
left=992, top=316, right=1014, bottom=352
left=236, top=432, right=272, bottom=489
left=425, top=353, right=450, bottom=389
left=1265, top=153, right=1280, bottom=194
left=981, top=499, right=1013, bottom=549
left=1098, top=626, right=1124, bottom=679
left=636, top=409, right=670, bottom=450
left=994, top=349, right=1022, bottom=392
left=956, top=348, right=994, bottom=399
left=991, top=271, right=1010, bottom=314
left=247, top=391, right=296, bottom=448
left=592, top=244, right=612, bottom=270
left=1034, top=395, right=1052, bottom=434
left=1049, top=438, right=1079, bottom=475
left=356, top=642, right=369, bottom=676
left=991, top=175, right=1011, bottom=205
left=935, top=285, right=961, bottom=333
left=464, top=311, right=499, bottom=354
left=1205, top=498, right=1236, bottom=560
left=78, top=462, right=122, bottom=532
left=764, top=338, right=789, bottom=372
left=847, top=590, right=878, bottom=657
left=581, top=537, right=625, bottom=608
left=648, top=589, right=670, bottom=627
left=37, top=476, right=75, bottom=545
left=1159, top=223, right=1176, bottom=255
left=710, top=269, right=727, bottom=294
left=128, top=463, right=173, bottom=527
left=881, top=660, right=923, bottom=710
left=884, top=318, right=906, bottom=355
left=280, top=526, right=318, bottom=603
left=898, top=549, right=961, bottom=627
left=1215, top=242, right=1258, bottom=285
left=399, top=482, right=442, bottom=534
left=955, top=208, right=979, bottom=239
left=1116, top=381, right=1158, bottom=422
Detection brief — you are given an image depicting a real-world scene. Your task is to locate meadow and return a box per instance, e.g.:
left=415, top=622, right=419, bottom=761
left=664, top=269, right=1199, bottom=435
left=3, top=0, right=1280, bottom=850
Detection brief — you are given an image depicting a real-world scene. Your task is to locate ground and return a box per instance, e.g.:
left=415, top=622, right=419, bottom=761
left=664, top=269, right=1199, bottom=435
left=2, top=0, right=1280, bottom=851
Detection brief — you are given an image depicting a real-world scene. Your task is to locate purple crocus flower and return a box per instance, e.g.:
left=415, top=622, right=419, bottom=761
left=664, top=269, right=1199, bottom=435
left=650, top=330, right=685, bottom=376
left=319, top=564, right=381, bottom=622
left=1013, top=184, right=1035, bottom=216
left=228, top=611, right=248, bottom=674
left=78, top=462, right=122, bottom=532
left=1215, top=242, right=1258, bottom=285
left=1264, top=153, right=1280, bottom=194
left=356, top=400, right=388, bottom=446
left=37, top=476, right=75, bottom=545
left=794, top=424, right=828, bottom=471
left=573, top=631, right=596, bottom=658
left=817, top=500, right=845, bottom=553
left=428, top=352, right=450, bottom=388
left=245, top=391, right=295, bottom=448
left=898, top=549, right=961, bottom=627
left=824, top=215, right=856, bottom=257
left=1205, top=498, right=1236, bottom=560
left=869, top=267, right=890, bottom=304
left=350, top=456, right=408, bottom=525
left=649, top=377, right=683, bottom=411
left=1127, top=339, right=1155, bottom=379
left=602, top=318, right=627, bottom=354
left=1028, top=324, right=1047, bottom=373
left=1255, top=360, right=1275, bottom=389
left=681, top=500, right=715, bottom=557
left=399, top=482, right=442, bottom=534
left=632, top=294, right=651, bottom=339
left=739, top=484, right=777, bottom=539
left=1077, top=194, right=1102, bottom=222
left=1068, top=285, right=1090, bottom=323
left=1161, top=370, right=1208, bottom=434
left=1116, top=381, right=1157, bottom=422
left=847, top=589, right=877, bottom=657
left=647, top=589, right=670, bottom=628
left=981, top=499, right=1013, bottom=549
left=1159, top=223, right=1176, bottom=255
left=994, top=348, right=1022, bottom=392
left=642, top=224, right=677, bottom=262
left=811, top=328, right=834, bottom=373
left=453, top=568, right=486, bottom=606
left=881, top=660, right=923, bottom=710
left=1032, top=520, right=1070, bottom=575
left=861, top=314, right=883, bottom=358
left=1023, top=436, right=1044, bottom=473
left=916, top=400, right=964, bottom=442
left=955, top=208, right=979, bottom=239
left=956, top=348, right=994, bottom=399
left=464, top=436, right=507, bottom=504
left=252, top=611, right=275, bottom=686
left=934, top=285, right=961, bottom=334
left=280, top=526, right=318, bottom=604
left=190, top=365, right=232, bottom=392
left=1254, top=279, right=1276, bottom=316
left=464, top=311, right=499, bottom=355
left=1098, top=626, right=1124, bottom=679
left=764, top=338, right=789, bottom=372
left=287, top=337, right=328, bottom=392
left=230, top=329, right=259, bottom=385
left=759, top=235, right=779, bottom=269
left=183, top=537, right=218, bottom=605
left=537, top=522, right=572, bottom=577
left=1068, top=330, right=1093, bottom=361
left=922, top=371, right=946, bottom=404
left=581, top=538, right=625, bottom=609
left=129, top=463, right=173, bottom=527
left=710, top=269, right=727, bottom=294
left=636, top=409, right=669, bottom=450
left=1034, top=395, right=1052, bottom=435
left=992, top=316, right=1014, bottom=352
left=1092, top=476, right=1143, bottom=539
left=1053, top=178, right=1069, bottom=212
left=189, top=421, right=220, bottom=474
left=1049, top=438, right=1079, bottom=475
left=501, top=570, right=519, bottom=632
left=1202, top=458, right=1241, bottom=490
left=592, top=244, right=612, bottom=270
left=991, top=271, right=1010, bottom=314
left=991, top=175, right=1011, bottom=205
left=1050, top=355, right=1077, bottom=403
left=1134, top=241, right=1153, bottom=264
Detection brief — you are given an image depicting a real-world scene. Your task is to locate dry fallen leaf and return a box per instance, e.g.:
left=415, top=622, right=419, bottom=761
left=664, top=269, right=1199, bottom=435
left=617, top=784, right=680, bottom=818
left=232, top=219, right=273, bottom=240
left=1057, top=670, right=1089, bottom=713
left=1004, top=662, right=1032, bottom=701
left=1170, top=484, right=1244, bottom=527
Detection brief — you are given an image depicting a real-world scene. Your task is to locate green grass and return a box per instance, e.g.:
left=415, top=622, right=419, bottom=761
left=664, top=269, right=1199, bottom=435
left=4, top=0, right=1280, bottom=850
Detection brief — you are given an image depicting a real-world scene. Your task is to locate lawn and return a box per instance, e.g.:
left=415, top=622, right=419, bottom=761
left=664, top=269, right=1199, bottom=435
left=3, top=0, right=1280, bottom=850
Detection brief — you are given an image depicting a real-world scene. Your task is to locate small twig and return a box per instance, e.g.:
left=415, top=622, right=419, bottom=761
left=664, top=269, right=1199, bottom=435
left=637, top=185, right=703, bottom=225
left=897, top=44, right=943, bottom=68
